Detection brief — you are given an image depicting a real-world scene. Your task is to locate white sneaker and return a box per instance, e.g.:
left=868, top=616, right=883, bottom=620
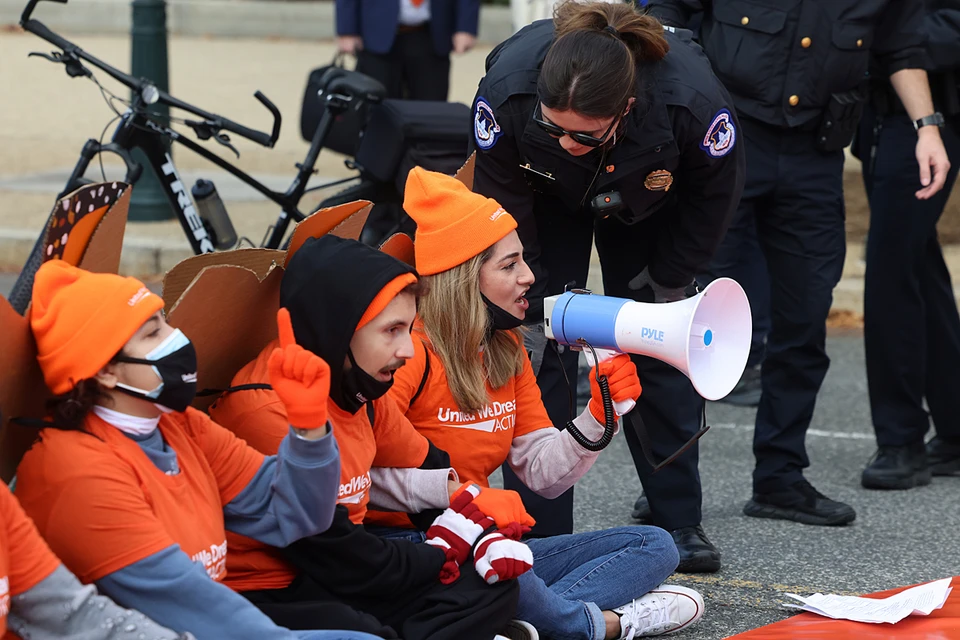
left=500, top=620, right=539, bottom=640
left=613, top=584, right=704, bottom=638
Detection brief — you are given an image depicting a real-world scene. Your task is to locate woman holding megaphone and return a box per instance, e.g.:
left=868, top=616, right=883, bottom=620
left=379, top=167, right=704, bottom=640
left=469, top=0, right=746, bottom=571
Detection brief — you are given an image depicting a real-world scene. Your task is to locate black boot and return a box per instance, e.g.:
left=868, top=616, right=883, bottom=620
left=927, top=436, right=960, bottom=476
left=743, top=478, right=856, bottom=526
left=631, top=493, right=652, bottom=523
left=671, top=525, right=721, bottom=573
left=717, top=364, right=761, bottom=407
left=861, top=444, right=931, bottom=490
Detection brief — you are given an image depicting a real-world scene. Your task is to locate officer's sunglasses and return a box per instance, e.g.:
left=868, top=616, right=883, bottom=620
left=533, top=101, right=622, bottom=148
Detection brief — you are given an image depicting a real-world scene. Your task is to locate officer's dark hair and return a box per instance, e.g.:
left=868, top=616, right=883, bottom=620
left=540, top=1, right=669, bottom=118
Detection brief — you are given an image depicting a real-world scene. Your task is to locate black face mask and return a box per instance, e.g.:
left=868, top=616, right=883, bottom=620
left=482, top=294, right=524, bottom=334
left=339, top=349, right=394, bottom=414
left=114, top=329, right=199, bottom=413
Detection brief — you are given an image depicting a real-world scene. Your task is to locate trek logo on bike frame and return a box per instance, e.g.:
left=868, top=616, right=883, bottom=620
left=160, top=154, right=216, bottom=253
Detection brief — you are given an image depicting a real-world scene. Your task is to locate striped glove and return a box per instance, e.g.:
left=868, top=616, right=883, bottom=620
left=425, top=484, right=493, bottom=584
left=473, top=522, right=534, bottom=584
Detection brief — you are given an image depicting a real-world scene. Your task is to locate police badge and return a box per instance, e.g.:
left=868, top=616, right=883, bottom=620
left=644, top=169, right=673, bottom=192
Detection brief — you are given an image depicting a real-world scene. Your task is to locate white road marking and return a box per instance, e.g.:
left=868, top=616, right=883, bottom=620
left=710, top=422, right=875, bottom=441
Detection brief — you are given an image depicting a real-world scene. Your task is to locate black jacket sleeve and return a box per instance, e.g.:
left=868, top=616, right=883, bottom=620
left=873, top=0, right=929, bottom=76
left=926, top=4, right=960, bottom=72
left=283, top=506, right=446, bottom=598
left=645, top=0, right=707, bottom=28
left=649, top=107, right=745, bottom=287
left=470, top=95, right=551, bottom=317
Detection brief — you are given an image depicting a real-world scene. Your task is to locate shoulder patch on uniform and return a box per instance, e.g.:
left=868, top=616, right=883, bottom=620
left=699, top=109, right=736, bottom=158
left=474, top=97, right=502, bottom=150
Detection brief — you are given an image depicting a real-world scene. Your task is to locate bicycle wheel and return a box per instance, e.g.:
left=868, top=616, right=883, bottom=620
left=7, top=214, right=53, bottom=315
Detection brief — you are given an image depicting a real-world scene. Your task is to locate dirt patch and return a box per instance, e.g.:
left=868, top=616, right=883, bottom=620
left=843, top=169, right=960, bottom=244
left=826, top=308, right=864, bottom=330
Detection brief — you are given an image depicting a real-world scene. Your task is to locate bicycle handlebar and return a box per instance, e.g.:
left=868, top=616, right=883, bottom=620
left=20, top=7, right=280, bottom=148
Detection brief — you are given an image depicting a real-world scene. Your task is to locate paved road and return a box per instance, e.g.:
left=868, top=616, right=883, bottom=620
left=3, top=271, right=955, bottom=638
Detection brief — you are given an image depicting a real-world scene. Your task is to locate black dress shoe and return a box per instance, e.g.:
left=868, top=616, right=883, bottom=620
left=743, top=479, right=856, bottom=526
left=927, top=436, right=960, bottom=476
left=861, top=444, right=931, bottom=490
left=631, top=493, right=652, bottom=523
left=717, top=364, right=762, bottom=407
left=671, top=525, right=721, bottom=573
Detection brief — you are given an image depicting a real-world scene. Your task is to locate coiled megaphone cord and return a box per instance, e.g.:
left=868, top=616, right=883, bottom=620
left=565, top=340, right=617, bottom=452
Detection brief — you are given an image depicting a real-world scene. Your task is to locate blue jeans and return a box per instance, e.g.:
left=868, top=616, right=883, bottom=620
left=369, top=525, right=678, bottom=640
left=518, top=526, right=679, bottom=640
left=295, top=632, right=383, bottom=640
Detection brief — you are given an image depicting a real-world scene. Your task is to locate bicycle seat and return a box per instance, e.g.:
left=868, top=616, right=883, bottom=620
left=320, top=67, right=386, bottom=104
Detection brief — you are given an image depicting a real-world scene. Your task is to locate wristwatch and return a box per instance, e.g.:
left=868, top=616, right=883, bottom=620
left=914, top=112, right=945, bottom=131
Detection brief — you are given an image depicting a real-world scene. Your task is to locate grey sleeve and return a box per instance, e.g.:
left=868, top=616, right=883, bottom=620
left=223, top=427, right=341, bottom=547
left=368, top=467, right=456, bottom=512
left=7, top=564, right=193, bottom=640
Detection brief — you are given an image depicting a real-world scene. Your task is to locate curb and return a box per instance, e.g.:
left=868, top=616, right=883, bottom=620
left=0, top=0, right=517, bottom=45
left=0, top=227, right=194, bottom=279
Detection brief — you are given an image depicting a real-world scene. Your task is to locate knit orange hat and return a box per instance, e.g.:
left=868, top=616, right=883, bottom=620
left=356, top=272, right=418, bottom=330
left=30, top=260, right=164, bottom=395
left=404, top=167, right=517, bottom=275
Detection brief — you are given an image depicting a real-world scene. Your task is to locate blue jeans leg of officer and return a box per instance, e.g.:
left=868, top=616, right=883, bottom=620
left=594, top=214, right=705, bottom=531
left=860, top=109, right=960, bottom=446
left=701, top=189, right=771, bottom=368
left=747, top=118, right=847, bottom=492
left=501, top=204, right=596, bottom=537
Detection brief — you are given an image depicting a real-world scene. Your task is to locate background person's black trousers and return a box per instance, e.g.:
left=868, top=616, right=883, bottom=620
left=859, top=108, right=960, bottom=447
left=740, top=117, right=847, bottom=493
left=356, top=26, right=450, bottom=101
left=502, top=202, right=705, bottom=535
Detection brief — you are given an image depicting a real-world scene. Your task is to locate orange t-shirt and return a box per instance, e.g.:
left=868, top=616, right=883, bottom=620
left=14, top=408, right=263, bottom=587
left=0, top=484, right=61, bottom=639
left=389, top=331, right=553, bottom=488
left=209, top=339, right=431, bottom=591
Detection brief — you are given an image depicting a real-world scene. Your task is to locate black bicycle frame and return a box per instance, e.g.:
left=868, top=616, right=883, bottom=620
left=65, top=90, right=353, bottom=253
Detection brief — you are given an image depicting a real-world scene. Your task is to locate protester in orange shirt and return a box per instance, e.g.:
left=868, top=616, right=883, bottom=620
left=0, top=479, right=196, bottom=640
left=210, top=235, right=533, bottom=640
left=386, top=168, right=706, bottom=640
left=13, top=260, right=378, bottom=640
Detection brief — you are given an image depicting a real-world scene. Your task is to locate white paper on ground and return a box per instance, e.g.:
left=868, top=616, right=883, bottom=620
left=782, top=577, right=953, bottom=624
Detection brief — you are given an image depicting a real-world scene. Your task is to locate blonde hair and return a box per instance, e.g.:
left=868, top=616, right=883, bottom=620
left=418, top=250, right=525, bottom=414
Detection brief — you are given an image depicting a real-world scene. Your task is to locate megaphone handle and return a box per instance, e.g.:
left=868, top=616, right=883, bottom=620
left=583, top=348, right=636, bottom=415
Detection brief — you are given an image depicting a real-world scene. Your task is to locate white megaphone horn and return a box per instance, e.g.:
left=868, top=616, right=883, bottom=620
left=543, top=277, right=752, bottom=403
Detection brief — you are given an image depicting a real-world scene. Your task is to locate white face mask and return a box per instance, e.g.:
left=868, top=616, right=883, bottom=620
left=93, top=405, right=160, bottom=436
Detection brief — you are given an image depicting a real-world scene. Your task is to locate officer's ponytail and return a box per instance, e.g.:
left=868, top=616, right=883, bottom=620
left=540, top=0, right=668, bottom=118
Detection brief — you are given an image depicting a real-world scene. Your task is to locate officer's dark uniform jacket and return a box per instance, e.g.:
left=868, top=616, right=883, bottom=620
left=648, top=0, right=928, bottom=128
left=472, top=19, right=745, bottom=311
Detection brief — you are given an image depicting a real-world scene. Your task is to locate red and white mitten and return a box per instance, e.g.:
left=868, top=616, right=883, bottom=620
left=425, top=484, right=493, bottom=584
left=473, top=522, right=534, bottom=584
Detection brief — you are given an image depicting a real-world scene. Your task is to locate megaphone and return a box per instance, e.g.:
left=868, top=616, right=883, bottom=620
left=543, top=277, right=752, bottom=401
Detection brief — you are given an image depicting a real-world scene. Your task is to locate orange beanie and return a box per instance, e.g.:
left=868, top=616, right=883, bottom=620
left=404, top=167, right=517, bottom=275
left=356, top=272, right=418, bottom=330
left=30, top=260, right=164, bottom=395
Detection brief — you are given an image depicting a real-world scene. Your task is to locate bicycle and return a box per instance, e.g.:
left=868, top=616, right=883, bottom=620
left=9, top=0, right=388, bottom=314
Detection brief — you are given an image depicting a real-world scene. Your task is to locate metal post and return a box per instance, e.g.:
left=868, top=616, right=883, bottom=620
left=129, top=0, right=173, bottom=221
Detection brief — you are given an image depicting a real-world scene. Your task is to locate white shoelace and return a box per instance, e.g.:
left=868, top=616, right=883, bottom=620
left=618, top=595, right=677, bottom=639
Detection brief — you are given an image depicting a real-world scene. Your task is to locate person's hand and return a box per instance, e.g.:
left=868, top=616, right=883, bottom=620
left=268, top=308, right=331, bottom=430
left=466, top=484, right=536, bottom=529
left=337, top=35, right=363, bottom=55
left=452, top=32, right=476, bottom=54
left=425, top=484, right=492, bottom=583
left=473, top=522, right=534, bottom=584
left=588, top=353, right=641, bottom=423
left=628, top=266, right=691, bottom=303
left=915, top=127, right=951, bottom=200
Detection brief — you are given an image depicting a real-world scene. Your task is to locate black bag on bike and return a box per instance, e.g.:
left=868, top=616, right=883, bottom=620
left=299, top=54, right=385, bottom=155
left=354, top=99, right=472, bottom=194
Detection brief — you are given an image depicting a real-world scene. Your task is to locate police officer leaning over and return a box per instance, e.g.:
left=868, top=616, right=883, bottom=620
left=470, top=0, right=745, bottom=572
left=857, top=0, right=960, bottom=491
left=648, top=0, right=950, bottom=526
